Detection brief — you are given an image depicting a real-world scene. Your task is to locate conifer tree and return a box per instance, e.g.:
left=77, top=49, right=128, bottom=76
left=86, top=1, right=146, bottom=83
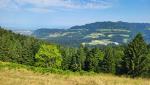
left=70, top=55, right=81, bottom=71
left=101, top=46, right=116, bottom=73
left=77, top=45, right=86, bottom=69
left=122, top=33, right=150, bottom=77
left=61, top=47, right=76, bottom=70
left=84, top=47, right=104, bottom=71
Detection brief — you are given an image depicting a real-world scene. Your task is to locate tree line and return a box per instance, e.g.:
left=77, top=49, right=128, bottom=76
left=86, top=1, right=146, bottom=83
left=0, top=27, right=150, bottom=78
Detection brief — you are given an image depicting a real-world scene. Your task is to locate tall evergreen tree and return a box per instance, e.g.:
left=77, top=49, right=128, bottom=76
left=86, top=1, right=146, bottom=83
left=84, top=47, right=104, bottom=72
left=101, top=46, right=116, bottom=73
left=76, top=45, right=86, bottom=69
left=61, top=47, right=77, bottom=70
left=121, top=33, right=150, bottom=77
left=70, top=55, right=81, bottom=71
left=113, top=46, right=124, bottom=74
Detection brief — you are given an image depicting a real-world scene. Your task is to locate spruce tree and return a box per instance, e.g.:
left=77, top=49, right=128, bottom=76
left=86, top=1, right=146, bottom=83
left=101, top=46, right=116, bottom=73
left=84, top=47, right=104, bottom=72
left=61, top=47, right=76, bottom=70
left=122, top=33, right=150, bottom=77
left=70, top=55, right=81, bottom=71
left=77, top=45, right=86, bottom=69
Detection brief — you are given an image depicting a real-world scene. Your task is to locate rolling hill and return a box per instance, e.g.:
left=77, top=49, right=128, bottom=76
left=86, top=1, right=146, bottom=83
left=32, top=21, right=150, bottom=47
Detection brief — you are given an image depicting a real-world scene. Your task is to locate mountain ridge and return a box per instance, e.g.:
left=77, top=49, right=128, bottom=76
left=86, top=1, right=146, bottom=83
left=32, top=21, right=150, bottom=47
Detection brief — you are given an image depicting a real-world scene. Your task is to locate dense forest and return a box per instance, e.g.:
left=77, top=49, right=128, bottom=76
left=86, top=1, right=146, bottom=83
left=0, top=27, right=150, bottom=78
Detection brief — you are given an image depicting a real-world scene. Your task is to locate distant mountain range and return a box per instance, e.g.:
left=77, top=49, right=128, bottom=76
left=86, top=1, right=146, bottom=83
left=32, top=21, right=150, bottom=47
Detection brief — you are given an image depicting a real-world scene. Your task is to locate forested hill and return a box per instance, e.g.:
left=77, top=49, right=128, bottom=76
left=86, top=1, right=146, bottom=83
left=0, top=27, right=44, bottom=65
left=70, top=21, right=150, bottom=30
left=0, top=27, right=63, bottom=68
left=33, top=21, right=150, bottom=47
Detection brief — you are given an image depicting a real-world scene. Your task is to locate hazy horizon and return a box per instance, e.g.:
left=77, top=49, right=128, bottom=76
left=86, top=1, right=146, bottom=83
left=2, top=21, right=150, bottom=30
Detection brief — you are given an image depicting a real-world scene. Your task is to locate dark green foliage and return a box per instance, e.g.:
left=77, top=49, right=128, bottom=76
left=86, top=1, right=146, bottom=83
left=76, top=45, right=86, bottom=69
left=100, top=46, right=124, bottom=74
left=0, top=28, right=42, bottom=66
left=84, top=47, right=104, bottom=72
left=70, top=55, right=81, bottom=71
left=60, top=47, right=77, bottom=70
left=101, top=47, right=116, bottom=73
left=121, top=33, right=150, bottom=77
left=113, top=46, right=124, bottom=74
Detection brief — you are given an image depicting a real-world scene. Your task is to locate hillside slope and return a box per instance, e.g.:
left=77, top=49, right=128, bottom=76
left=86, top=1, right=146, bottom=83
left=0, top=61, right=150, bottom=85
left=33, top=21, right=150, bottom=47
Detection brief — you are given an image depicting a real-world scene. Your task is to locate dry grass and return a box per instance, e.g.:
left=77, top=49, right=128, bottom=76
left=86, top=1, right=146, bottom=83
left=0, top=68, right=150, bottom=85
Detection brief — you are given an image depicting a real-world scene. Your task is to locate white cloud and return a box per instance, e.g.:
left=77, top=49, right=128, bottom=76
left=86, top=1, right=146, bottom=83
left=0, top=0, right=18, bottom=10
left=0, top=0, right=116, bottom=12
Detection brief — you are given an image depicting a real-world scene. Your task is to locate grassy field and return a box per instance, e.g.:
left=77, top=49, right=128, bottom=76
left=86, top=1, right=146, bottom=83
left=0, top=62, right=150, bottom=85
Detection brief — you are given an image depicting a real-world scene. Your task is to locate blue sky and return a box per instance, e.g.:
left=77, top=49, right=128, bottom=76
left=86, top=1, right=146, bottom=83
left=0, top=0, right=150, bottom=29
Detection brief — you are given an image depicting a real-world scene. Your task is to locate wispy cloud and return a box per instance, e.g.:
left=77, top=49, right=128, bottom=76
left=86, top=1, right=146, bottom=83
left=0, top=0, right=116, bottom=12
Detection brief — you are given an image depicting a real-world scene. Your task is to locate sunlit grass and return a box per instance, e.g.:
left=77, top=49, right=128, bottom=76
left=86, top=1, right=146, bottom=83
left=0, top=61, right=150, bottom=85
